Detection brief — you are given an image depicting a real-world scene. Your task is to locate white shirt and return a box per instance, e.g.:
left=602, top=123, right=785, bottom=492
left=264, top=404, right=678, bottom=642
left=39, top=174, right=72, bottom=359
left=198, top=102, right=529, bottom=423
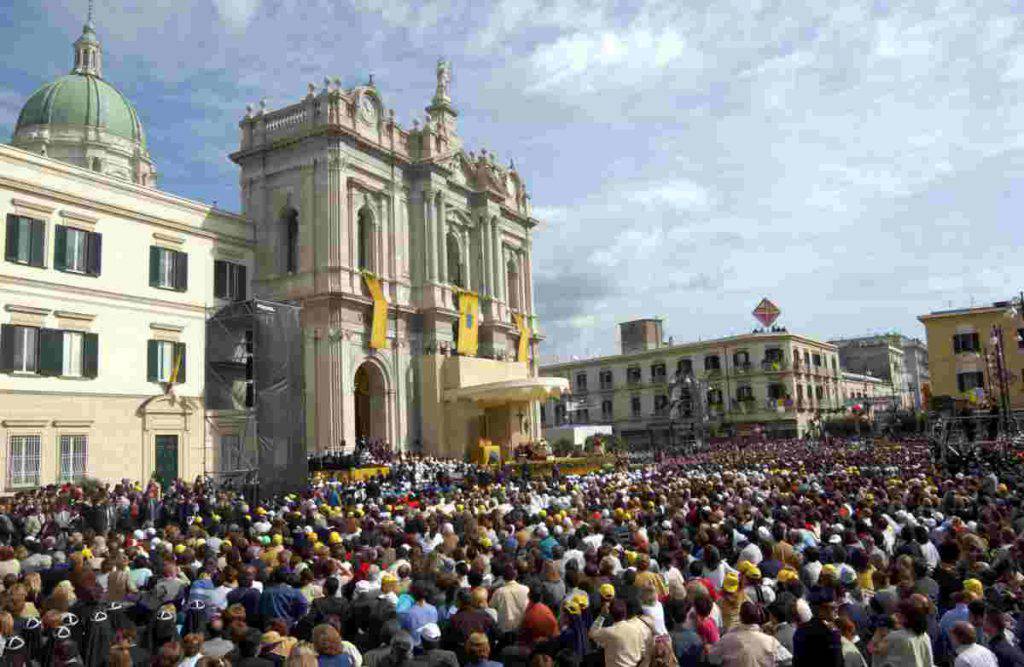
left=954, top=643, right=999, bottom=667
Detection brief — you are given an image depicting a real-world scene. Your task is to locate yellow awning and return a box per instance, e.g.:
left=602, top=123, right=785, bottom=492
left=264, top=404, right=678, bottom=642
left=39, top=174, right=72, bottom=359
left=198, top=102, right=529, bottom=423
left=444, top=376, right=570, bottom=408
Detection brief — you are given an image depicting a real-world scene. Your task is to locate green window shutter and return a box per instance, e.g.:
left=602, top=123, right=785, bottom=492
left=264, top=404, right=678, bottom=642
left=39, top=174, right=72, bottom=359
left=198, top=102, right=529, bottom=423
left=237, top=264, right=247, bottom=301
left=147, top=340, right=159, bottom=381
left=86, top=232, right=102, bottom=276
left=82, top=333, right=98, bottom=378
left=29, top=219, right=45, bottom=267
left=54, top=225, right=67, bottom=271
left=0, top=325, right=14, bottom=372
left=37, top=328, right=64, bottom=376
left=174, top=342, right=187, bottom=383
left=149, top=246, right=160, bottom=287
left=174, top=251, right=188, bottom=291
left=214, top=260, right=227, bottom=298
left=4, top=216, right=18, bottom=262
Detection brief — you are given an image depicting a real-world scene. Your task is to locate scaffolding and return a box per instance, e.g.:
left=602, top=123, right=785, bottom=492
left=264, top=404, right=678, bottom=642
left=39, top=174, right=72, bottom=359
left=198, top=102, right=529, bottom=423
left=205, top=299, right=304, bottom=500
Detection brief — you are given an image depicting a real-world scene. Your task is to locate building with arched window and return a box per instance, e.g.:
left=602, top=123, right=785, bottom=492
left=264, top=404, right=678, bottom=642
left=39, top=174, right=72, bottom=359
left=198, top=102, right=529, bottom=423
left=231, top=61, right=564, bottom=457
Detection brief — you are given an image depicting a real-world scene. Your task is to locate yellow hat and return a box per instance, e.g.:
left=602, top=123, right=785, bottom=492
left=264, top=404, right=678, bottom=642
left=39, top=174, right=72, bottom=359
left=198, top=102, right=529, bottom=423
left=600, top=583, right=616, bottom=599
left=479, top=537, right=492, bottom=548
left=777, top=567, right=798, bottom=584
left=81, top=547, right=93, bottom=560
left=563, top=599, right=581, bottom=615
left=964, top=579, right=983, bottom=599
left=193, top=517, right=203, bottom=524
left=821, top=564, right=837, bottom=578
left=722, top=572, right=740, bottom=593
left=746, top=566, right=762, bottom=580
left=272, top=534, right=283, bottom=546
left=256, top=507, right=267, bottom=515
left=381, top=573, right=398, bottom=584
left=737, top=560, right=754, bottom=575
left=573, top=592, right=589, bottom=609
left=538, top=510, right=547, bottom=518
left=328, top=532, right=341, bottom=544
left=174, top=544, right=186, bottom=555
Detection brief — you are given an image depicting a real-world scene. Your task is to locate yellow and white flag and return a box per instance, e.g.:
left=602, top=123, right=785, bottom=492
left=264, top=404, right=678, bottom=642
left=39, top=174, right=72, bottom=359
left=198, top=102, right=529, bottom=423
left=457, top=291, right=479, bottom=356
left=514, top=313, right=531, bottom=363
left=362, top=272, right=388, bottom=349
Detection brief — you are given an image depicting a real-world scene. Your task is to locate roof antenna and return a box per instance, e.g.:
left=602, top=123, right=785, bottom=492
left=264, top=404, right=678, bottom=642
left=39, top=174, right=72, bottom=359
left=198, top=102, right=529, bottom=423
left=87, top=0, right=94, bottom=26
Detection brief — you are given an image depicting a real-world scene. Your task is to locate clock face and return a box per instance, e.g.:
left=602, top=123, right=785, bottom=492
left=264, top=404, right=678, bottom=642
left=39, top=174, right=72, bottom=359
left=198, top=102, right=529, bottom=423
left=359, top=96, right=377, bottom=122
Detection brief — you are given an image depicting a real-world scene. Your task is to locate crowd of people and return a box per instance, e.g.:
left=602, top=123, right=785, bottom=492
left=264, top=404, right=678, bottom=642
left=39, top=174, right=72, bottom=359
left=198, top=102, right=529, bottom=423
left=0, top=436, right=1019, bottom=667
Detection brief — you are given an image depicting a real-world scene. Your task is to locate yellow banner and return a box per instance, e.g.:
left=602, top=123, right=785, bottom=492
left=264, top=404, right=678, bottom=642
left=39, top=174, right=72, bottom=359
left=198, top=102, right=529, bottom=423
left=457, top=291, right=479, bottom=356
left=515, top=313, right=531, bottom=363
left=362, top=272, right=388, bottom=349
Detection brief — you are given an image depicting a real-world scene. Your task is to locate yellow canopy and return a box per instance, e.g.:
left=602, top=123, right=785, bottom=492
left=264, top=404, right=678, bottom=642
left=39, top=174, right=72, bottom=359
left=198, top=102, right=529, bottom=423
left=444, top=377, right=570, bottom=408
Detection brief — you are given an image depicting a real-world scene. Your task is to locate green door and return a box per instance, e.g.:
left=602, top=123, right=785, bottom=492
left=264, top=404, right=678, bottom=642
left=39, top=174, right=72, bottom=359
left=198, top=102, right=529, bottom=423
left=154, top=435, right=179, bottom=488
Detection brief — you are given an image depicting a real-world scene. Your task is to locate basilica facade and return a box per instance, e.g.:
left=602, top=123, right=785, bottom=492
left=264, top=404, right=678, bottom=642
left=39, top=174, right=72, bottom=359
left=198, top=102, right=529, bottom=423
left=231, top=63, right=565, bottom=457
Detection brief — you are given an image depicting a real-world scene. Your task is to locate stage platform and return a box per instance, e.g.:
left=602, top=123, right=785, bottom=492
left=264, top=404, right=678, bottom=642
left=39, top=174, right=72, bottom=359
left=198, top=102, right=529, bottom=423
left=310, top=455, right=617, bottom=484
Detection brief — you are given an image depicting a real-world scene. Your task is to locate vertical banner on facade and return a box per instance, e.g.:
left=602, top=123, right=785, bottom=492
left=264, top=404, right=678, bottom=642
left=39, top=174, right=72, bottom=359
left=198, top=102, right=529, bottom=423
left=514, top=313, right=530, bottom=363
left=362, top=272, right=388, bottom=349
left=457, top=291, right=479, bottom=356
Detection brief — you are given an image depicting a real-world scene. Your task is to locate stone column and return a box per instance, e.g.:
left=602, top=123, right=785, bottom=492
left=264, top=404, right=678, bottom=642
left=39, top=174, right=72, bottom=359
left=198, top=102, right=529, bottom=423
left=481, top=217, right=492, bottom=297
left=424, top=190, right=436, bottom=281
left=438, top=196, right=448, bottom=284
left=327, top=152, right=344, bottom=272
left=524, top=240, right=535, bottom=316
left=462, top=228, right=472, bottom=287
left=492, top=219, right=504, bottom=302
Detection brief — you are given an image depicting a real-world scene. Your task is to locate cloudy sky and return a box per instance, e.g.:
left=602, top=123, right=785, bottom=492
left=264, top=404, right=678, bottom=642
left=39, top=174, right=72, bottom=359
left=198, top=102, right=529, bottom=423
left=3, top=1, right=1023, bottom=360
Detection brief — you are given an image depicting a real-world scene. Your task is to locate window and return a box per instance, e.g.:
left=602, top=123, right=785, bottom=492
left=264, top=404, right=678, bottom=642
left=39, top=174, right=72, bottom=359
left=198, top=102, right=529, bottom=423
left=957, top=371, right=984, bottom=392
left=285, top=209, right=299, bottom=273
left=149, top=246, right=188, bottom=291
left=627, top=366, right=642, bottom=385
left=768, top=383, right=786, bottom=399
left=54, top=225, right=101, bottom=275
left=59, top=435, right=87, bottom=483
left=3, top=325, right=37, bottom=373
left=812, top=353, right=822, bottom=367
left=816, top=385, right=824, bottom=399
left=733, top=350, right=750, bottom=367
left=446, top=233, right=463, bottom=288
left=214, top=260, right=247, bottom=301
left=953, top=332, right=979, bottom=354
left=578, top=408, right=590, bottom=423
left=0, top=326, right=96, bottom=378
left=554, top=404, right=566, bottom=424
left=540, top=405, right=546, bottom=424
left=676, top=358, right=693, bottom=376
left=507, top=259, right=522, bottom=311
left=804, top=350, right=811, bottom=364
left=736, top=385, right=753, bottom=401
left=796, top=384, right=804, bottom=400
left=575, top=372, right=588, bottom=392
left=599, top=369, right=614, bottom=389
left=147, top=340, right=186, bottom=384
left=704, top=355, right=721, bottom=371
left=654, top=394, right=668, bottom=414
left=1017, top=329, right=1024, bottom=350
left=707, top=388, right=723, bottom=405
left=357, top=208, right=373, bottom=272
left=631, top=396, right=642, bottom=417
left=4, top=215, right=45, bottom=267
left=220, top=434, right=242, bottom=472
left=601, top=400, right=613, bottom=420
left=8, top=435, right=40, bottom=488
left=650, top=363, right=666, bottom=382
left=62, top=331, right=83, bottom=377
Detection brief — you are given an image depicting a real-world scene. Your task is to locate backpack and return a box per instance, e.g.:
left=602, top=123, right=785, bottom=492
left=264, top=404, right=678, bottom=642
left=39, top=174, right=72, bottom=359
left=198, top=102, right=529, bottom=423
left=641, top=618, right=679, bottom=667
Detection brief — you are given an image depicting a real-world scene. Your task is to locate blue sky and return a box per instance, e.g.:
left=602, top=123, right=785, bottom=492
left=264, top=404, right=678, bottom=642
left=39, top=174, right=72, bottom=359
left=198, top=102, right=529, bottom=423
left=3, top=0, right=1024, bottom=360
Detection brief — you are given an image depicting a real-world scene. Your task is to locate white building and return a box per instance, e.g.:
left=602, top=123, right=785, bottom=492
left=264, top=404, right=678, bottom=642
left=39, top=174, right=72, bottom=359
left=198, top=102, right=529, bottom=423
left=0, top=19, right=253, bottom=491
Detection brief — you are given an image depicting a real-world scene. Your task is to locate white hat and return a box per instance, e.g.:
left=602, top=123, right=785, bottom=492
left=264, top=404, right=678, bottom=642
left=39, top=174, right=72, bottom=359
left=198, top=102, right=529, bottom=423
left=421, top=623, right=441, bottom=641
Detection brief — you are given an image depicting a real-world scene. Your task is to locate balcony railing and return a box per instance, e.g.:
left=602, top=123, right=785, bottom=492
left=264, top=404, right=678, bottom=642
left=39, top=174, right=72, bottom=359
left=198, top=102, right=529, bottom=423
left=734, top=362, right=753, bottom=373
left=704, top=367, right=723, bottom=378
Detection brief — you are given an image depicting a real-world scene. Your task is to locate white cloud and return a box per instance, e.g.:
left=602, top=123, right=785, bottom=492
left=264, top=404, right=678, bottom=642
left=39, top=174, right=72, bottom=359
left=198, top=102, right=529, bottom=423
left=211, top=0, right=263, bottom=33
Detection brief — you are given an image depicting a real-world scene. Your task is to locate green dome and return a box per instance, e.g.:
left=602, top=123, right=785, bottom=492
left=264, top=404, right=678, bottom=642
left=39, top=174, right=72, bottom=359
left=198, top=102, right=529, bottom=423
left=16, top=73, right=146, bottom=147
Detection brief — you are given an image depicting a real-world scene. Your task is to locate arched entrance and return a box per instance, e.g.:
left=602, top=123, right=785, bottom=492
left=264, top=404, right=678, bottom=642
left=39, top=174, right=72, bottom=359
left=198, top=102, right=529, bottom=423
left=354, top=360, right=388, bottom=445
